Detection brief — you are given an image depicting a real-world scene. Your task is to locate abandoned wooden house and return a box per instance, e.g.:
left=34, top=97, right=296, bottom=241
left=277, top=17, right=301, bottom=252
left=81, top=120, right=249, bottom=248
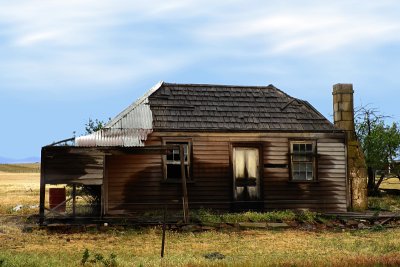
left=40, top=82, right=367, bottom=221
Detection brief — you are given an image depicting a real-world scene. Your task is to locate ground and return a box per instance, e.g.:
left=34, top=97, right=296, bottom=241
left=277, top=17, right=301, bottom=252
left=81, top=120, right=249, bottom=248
left=1, top=166, right=400, bottom=267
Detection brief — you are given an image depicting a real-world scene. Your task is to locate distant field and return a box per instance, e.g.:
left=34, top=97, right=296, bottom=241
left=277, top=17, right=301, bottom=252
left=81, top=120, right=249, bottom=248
left=0, top=163, right=40, bottom=173
left=0, top=172, right=40, bottom=214
left=380, top=177, right=400, bottom=190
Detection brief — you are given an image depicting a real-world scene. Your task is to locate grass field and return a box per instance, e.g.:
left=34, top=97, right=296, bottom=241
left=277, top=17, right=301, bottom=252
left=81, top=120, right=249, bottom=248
left=1, top=171, right=400, bottom=266
left=0, top=172, right=40, bottom=215
left=0, top=163, right=39, bottom=173
left=1, top=224, right=400, bottom=267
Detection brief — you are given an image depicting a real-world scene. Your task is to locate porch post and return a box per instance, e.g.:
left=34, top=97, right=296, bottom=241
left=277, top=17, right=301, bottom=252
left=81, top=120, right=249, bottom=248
left=180, top=145, right=189, bottom=223
left=72, top=184, right=76, bottom=218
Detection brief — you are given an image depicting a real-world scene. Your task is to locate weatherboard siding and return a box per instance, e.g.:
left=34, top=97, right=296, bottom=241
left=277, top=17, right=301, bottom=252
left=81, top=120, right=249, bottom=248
left=42, top=147, right=104, bottom=185
left=105, top=132, right=347, bottom=214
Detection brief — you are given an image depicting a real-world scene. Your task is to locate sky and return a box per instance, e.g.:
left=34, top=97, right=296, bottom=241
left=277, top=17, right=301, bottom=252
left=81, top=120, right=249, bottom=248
left=1, top=0, right=400, bottom=160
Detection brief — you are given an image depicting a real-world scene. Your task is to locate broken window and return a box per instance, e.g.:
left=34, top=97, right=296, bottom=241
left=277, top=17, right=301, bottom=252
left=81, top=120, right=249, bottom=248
left=290, top=141, right=316, bottom=181
left=164, top=141, right=191, bottom=180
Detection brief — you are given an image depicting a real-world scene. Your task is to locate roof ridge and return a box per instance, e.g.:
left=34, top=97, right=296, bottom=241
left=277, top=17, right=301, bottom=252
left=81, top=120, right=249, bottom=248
left=163, top=82, right=275, bottom=89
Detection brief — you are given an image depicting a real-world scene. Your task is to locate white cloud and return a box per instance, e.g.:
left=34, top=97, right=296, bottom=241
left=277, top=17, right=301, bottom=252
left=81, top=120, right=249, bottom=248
left=15, top=31, right=63, bottom=46
left=0, top=0, right=201, bottom=92
left=193, top=2, right=400, bottom=56
left=1, top=0, right=400, bottom=93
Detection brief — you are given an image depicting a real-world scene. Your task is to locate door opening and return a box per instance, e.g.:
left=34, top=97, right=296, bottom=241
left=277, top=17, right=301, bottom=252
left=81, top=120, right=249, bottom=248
left=232, top=146, right=262, bottom=210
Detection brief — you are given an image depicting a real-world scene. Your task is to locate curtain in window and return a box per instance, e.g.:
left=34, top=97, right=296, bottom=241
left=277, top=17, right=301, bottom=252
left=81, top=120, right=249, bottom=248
left=233, top=147, right=260, bottom=200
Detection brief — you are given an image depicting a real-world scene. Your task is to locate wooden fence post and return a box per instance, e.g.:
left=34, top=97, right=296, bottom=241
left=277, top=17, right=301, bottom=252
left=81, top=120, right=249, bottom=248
left=39, top=148, right=46, bottom=225
left=161, top=205, right=167, bottom=258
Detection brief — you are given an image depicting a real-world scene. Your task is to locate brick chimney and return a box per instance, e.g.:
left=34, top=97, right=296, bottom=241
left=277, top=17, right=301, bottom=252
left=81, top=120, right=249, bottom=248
left=333, top=84, right=368, bottom=211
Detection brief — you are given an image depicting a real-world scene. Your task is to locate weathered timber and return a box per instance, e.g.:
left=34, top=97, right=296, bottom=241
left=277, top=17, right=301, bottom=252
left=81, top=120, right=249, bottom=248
left=105, top=131, right=347, bottom=214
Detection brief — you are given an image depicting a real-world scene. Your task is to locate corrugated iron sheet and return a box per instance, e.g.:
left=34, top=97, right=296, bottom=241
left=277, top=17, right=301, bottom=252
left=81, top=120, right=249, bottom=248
left=75, top=81, right=162, bottom=147
left=75, top=128, right=153, bottom=147
left=106, top=81, right=162, bottom=129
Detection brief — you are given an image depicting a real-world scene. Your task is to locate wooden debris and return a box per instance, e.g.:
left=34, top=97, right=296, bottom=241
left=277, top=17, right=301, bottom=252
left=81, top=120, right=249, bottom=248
left=238, top=222, right=267, bottom=229
left=267, top=222, right=290, bottom=229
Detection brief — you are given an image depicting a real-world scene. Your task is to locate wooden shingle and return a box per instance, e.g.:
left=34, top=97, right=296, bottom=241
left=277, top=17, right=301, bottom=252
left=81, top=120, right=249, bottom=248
left=148, top=83, right=337, bottom=131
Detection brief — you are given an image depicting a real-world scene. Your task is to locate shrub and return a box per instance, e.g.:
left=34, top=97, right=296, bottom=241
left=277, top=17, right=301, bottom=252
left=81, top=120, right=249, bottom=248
left=80, top=249, right=117, bottom=267
left=296, top=210, right=317, bottom=223
left=81, top=249, right=90, bottom=265
left=371, top=224, right=385, bottom=232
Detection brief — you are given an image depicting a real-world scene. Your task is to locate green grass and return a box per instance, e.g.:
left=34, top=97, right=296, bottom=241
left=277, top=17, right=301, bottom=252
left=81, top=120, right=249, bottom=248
left=192, top=209, right=301, bottom=224
left=0, top=163, right=40, bottom=173
left=368, top=193, right=400, bottom=212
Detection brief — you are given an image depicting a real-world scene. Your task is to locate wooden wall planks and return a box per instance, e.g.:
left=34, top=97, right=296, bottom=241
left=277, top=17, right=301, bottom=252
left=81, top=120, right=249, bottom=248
left=106, top=131, right=347, bottom=213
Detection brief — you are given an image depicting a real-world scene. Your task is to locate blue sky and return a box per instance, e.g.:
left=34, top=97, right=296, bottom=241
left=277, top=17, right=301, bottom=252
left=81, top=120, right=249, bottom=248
left=1, top=0, right=400, bottom=160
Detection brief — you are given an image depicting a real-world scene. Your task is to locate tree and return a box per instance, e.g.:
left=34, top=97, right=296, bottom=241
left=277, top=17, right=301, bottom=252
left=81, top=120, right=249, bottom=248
left=85, top=118, right=107, bottom=134
left=355, top=106, right=400, bottom=194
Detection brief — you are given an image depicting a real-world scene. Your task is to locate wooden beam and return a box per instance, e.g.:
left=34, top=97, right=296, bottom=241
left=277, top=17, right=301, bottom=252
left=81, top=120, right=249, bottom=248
left=43, top=145, right=178, bottom=156
left=44, top=207, right=68, bottom=218
left=48, top=196, right=73, bottom=213
left=180, top=145, right=189, bottom=223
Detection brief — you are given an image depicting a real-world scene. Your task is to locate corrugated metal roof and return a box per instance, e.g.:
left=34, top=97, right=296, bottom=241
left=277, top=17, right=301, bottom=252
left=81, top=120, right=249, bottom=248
left=75, top=128, right=153, bottom=147
left=105, top=81, right=162, bottom=129
left=75, top=82, right=162, bottom=147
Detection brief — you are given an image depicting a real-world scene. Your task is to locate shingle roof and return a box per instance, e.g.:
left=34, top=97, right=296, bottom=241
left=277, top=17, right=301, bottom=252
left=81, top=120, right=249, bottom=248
left=148, top=82, right=337, bottom=131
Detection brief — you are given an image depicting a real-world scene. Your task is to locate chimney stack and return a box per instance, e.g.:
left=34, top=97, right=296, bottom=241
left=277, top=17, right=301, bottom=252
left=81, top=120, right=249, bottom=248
left=332, top=83, right=367, bottom=211
left=333, top=83, right=355, bottom=136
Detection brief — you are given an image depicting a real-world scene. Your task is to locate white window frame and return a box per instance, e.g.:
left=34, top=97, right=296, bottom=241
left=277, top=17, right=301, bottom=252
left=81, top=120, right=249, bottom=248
left=289, top=141, right=317, bottom=181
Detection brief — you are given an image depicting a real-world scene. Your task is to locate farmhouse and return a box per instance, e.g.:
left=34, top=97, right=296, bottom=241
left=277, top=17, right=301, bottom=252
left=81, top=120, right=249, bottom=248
left=40, top=82, right=367, bottom=221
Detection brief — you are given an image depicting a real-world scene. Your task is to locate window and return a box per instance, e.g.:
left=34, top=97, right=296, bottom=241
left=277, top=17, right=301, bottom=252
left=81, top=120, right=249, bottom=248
left=290, top=141, right=316, bottom=181
left=163, top=141, right=191, bottom=181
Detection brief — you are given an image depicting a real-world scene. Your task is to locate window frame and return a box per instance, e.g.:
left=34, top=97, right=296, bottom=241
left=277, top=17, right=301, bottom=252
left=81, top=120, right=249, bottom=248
left=288, top=139, right=318, bottom=182
left=162, top=138, right=193, bottom=183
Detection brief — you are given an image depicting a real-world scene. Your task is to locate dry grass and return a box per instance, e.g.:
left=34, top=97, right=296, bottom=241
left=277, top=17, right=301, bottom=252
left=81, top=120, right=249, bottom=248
left=0, top=163, right=40, bottom=173
left=2, top=172, right=400, bottom=266
left=1, top=225, right=400, bottom=266
left=0, top=172, right=40, bottom=215
left=380, top=177, right=400, bottom=190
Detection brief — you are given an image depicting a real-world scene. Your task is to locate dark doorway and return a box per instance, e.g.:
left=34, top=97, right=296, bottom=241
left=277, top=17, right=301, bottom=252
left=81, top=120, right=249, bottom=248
left=232, top=146, right=262, bottom=211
